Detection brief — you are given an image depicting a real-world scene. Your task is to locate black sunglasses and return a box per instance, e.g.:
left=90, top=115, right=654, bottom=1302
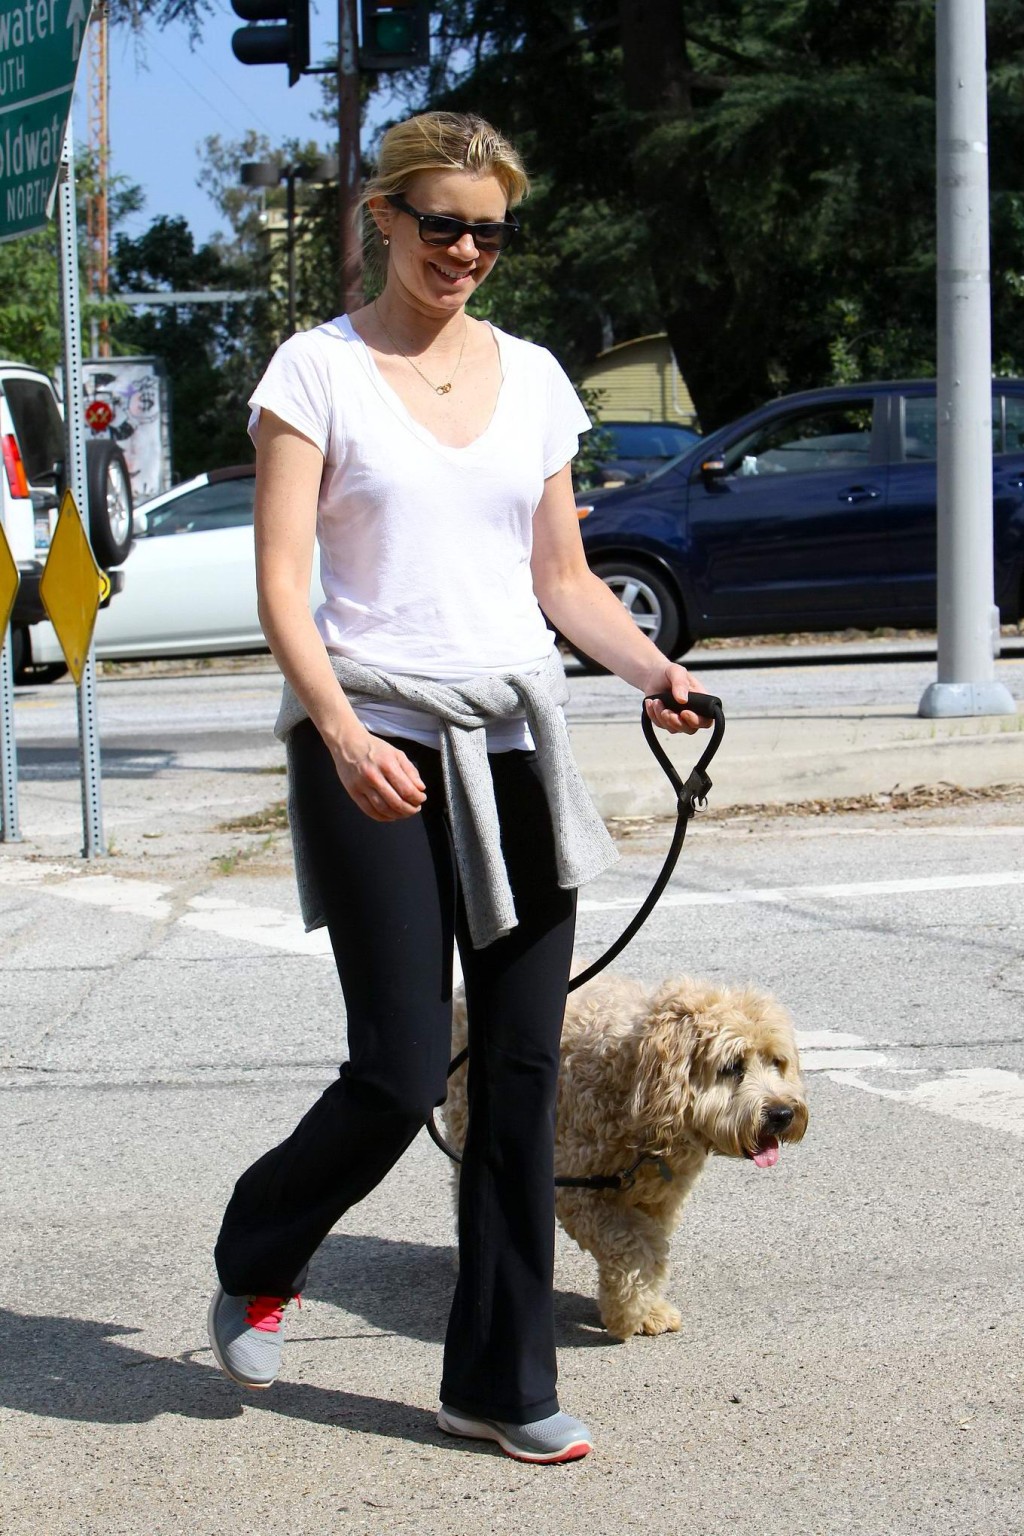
left=386, top=194, right=520, bottom=253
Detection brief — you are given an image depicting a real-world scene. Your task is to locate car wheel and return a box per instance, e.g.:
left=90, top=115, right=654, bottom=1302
left=86, top=441, right=133, bottom=569
left=591, top=559, right=683, bottom=657
left=10, top=627, right=67, bottom=685
left=10, top=624, right=27, bottom=682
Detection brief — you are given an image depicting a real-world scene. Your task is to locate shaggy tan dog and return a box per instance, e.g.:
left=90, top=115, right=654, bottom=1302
left=442, top=973, right=808, bottom=1341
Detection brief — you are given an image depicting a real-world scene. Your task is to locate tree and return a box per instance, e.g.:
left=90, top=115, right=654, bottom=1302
left=411, top=0, right=1024, bottom=426
left=110, top=214, right=259, bottom=477
left=0, top=162, right=142, bottom=374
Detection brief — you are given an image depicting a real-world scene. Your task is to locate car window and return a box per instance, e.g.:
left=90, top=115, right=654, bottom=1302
left=142, top=478, right=255, bottom=537
left=3, top=377, right=64, bottom=484
left=607, top=423, right=698, bottom=458
left=1002, top=395, right=1024, bottom=454
left=903, top=394, right=1005, bottom=459
left=722, top=403, right=874, bottom=477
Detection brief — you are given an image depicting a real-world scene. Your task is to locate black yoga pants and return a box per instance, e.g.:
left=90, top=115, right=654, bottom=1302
left=214, top=719, right=578, bottom=1424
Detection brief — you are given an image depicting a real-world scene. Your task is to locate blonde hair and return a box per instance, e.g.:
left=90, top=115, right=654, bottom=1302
left=359, top=112, right=529, bottom=280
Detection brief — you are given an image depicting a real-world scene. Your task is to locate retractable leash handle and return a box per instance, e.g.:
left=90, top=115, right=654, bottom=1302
left=427, top=689, right=727, bottom=1180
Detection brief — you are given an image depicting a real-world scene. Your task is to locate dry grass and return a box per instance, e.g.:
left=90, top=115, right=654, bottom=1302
left=217, top=800, right=289, bottom=834
left=608, top=779, right=1024, bottom=838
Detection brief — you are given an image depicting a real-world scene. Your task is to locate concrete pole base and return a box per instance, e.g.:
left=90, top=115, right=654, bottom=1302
left=918, top=680, right=1018, bottom=718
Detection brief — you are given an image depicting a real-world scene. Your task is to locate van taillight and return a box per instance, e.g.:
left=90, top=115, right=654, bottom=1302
left=2, top=434, right=29, bottom=499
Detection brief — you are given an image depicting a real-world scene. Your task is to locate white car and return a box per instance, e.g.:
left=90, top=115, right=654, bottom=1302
left=25, top=466, right=324, bottom=671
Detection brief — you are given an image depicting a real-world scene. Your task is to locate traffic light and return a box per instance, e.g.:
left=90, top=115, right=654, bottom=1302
left=359, top=0, right=430, bottom=71
left=231, top=0, right=310, bottom=86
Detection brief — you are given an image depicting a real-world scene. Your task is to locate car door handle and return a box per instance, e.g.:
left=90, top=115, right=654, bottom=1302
left=837, top=485, right=882, bottom=503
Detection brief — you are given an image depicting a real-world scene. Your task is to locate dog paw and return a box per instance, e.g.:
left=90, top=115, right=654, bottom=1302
left=637, top=1301, right=682, bottom=1336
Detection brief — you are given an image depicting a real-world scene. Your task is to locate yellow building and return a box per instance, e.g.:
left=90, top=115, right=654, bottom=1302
left=579, top=333, right=698, bottom=428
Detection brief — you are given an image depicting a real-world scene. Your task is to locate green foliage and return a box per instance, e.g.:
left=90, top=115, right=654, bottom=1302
left=0, top=228, right=64, bottom=370
left=0, top=158, right=142, bottom=373
left=106, top=133, right=341, bottom=480
left=407, top=0, right=1024, bottom=426
left=110, top=213, right=260, bottom=478
left=91, top=0, right=1024, bottom=440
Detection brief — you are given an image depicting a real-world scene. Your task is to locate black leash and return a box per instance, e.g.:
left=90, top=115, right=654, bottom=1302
left=427, top=688, right=726, bottom=1191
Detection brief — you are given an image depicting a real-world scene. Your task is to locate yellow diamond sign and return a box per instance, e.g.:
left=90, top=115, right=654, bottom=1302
left=39, top=491, right=103, bottom=685
left=0, top=520, right=20, bottom=639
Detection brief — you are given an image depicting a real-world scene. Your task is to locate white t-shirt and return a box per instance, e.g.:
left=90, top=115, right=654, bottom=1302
left=249, top=314, right=591, bottom=749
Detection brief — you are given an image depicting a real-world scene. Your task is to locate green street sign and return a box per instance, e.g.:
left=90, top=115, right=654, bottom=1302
left=0, top=0, right=92, bottom=242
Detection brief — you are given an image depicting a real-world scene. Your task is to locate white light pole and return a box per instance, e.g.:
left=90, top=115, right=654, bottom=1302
left=919, top=0, right=1015, bottom=717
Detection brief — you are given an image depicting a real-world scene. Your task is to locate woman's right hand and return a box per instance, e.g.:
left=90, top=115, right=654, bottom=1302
left=330, top=729, right=427, bottom=822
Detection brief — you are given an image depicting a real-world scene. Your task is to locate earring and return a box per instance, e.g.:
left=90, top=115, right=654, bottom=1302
left=382, top=237, right=389, bottom=247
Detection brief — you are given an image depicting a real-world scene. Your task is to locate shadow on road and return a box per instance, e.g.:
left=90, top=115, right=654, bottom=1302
left=15, top=746, right=176, bottom=781
left=15, top=745, right=279, bottom=781
left=309, top=1233, right=611, bottom=1349
left=0, top=1306, right=437, bottom=1442
left=1, top=1276, right=610, bottom=1441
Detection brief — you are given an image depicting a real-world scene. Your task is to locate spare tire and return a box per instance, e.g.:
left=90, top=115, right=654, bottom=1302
left=86, top=440, right=133, bottom=569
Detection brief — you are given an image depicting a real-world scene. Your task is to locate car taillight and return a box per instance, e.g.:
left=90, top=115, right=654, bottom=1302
left=2, top=433, right=29, bottom=500
left=576, top=504, right=593, bottom=520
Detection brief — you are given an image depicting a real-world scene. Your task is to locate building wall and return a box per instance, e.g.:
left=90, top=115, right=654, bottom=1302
left=579, top=334, right=697, bottom=426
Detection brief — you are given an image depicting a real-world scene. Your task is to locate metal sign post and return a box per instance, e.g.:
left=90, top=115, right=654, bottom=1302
left=0, top=525, right=19, bottom=841
left=919, top=0, right=1015, bottom=718
left=57, top=122, right=104, bottom=856
left=0, top=634, right=17, bottom=840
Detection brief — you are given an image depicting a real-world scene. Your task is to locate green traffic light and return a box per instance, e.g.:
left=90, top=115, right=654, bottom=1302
left=373, top=14, right=416, bottom=52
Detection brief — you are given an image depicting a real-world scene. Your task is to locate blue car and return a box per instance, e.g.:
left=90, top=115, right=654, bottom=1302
left=573, top=380, right=1024, bottom=656
left=590, top=420, right=702, bottom=487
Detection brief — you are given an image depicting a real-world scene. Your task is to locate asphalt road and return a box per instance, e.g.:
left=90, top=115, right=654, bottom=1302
left=12, top=641, right=1022, bottom=748
left=1, top=656, right=1022, bottom=1534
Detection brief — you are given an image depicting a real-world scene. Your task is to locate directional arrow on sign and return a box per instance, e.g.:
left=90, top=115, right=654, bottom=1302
left=67, top=0, right=88, bottom=60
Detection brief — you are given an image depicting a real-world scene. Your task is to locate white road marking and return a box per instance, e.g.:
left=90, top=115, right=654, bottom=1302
left=36, top=872, right=174, bottom=915
left=0, top=867, right=331, bottom=955
left=780, top=826, right=1024, bottom=841
left=800, top=1048, right=889, bottom=1072
left=4, top=865, right=1023, bottom=1140
left=827, top=1067, right=1024, bottom=1139
left=579, top=870, right=1024, bottom=912
left=182, top=895, right=332, bottom=955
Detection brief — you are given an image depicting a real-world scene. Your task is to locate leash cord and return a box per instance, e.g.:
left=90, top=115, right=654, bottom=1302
left=426, top=688, right=726, bottom=1190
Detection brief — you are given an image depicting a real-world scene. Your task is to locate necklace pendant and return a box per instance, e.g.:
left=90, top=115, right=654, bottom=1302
left=437, top=383, right=452, bottom=395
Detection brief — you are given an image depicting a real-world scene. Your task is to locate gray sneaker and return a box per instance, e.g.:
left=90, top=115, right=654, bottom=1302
left=206, top=1285, right=296, bottom=1389
left=437, top=1405, right=593, bottom=1463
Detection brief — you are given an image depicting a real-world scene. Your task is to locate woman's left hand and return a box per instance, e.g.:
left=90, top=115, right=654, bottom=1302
left=643, top=662, right=714, bottom=735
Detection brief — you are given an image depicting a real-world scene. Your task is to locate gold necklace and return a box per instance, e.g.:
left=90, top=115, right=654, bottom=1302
left=374, top=300, right=469, bottom=396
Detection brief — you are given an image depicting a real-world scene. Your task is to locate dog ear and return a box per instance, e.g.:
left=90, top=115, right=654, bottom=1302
left=628, top=1001, right=698, bottom=1147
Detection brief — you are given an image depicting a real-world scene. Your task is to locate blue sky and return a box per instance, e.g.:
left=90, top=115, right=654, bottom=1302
left=71, top=0, right=400, bottom=247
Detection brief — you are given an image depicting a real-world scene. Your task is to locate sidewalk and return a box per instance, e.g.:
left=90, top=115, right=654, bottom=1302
left=575, top=699, right=1024, bottom=819
left=570, top=640, right=1024, bottom=819
left=4, top=640, right=1022, bottom=870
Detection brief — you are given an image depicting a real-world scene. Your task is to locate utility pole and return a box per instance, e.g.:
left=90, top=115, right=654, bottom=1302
left=338, top=0, right=364, bottom=314
left=919, top=0, right=1015, bottom=718
left=86, top=0, right=110, bottom=357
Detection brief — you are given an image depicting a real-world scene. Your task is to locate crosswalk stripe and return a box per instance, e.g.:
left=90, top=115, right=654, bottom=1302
left=579, top=870, right=1024, bottom=912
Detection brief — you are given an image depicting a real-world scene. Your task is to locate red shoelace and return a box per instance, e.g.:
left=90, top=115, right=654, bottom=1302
left=244, top=1294, right=300, bottom=1332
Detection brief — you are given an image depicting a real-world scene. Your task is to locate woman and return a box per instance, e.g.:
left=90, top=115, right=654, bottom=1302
left=207, top=111, right=709, bottom=1465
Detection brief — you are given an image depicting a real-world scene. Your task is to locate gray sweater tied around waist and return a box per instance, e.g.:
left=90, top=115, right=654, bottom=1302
left=275, top=646, right=618, bottom=948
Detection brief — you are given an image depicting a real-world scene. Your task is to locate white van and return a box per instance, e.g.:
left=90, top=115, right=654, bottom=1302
left=0, top=361, right=133, bottom=680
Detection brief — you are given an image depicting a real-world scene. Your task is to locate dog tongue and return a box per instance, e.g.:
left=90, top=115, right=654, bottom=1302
left=752, top=1136, right=780, bottom=1168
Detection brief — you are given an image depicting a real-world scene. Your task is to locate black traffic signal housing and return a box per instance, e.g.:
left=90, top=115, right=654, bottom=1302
left=231, top=0, right=310, bottom=86
left=359, top=0, right=430, bottom=71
